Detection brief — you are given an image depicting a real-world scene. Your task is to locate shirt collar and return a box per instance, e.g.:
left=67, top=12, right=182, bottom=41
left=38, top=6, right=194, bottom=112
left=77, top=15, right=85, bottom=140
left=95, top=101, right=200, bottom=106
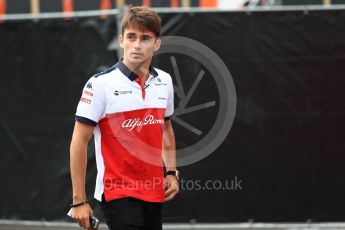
left=117, top=58, right=158, bottom=81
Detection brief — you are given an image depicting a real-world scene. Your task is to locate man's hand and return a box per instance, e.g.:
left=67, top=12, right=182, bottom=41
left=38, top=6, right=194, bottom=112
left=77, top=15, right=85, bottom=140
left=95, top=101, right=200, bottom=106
left=164, top=175, right=179, bottom=202
left=71, top=203, right=94, bottom=229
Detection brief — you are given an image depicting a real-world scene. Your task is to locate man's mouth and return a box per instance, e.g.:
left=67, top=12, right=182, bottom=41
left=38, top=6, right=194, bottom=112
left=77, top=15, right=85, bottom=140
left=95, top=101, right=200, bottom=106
left=131, top=52, right=143, bottom=56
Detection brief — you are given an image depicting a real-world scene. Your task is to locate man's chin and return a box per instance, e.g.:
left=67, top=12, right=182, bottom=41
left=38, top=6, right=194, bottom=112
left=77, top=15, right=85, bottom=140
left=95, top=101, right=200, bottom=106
left=129, top=58, right=145, bottom=67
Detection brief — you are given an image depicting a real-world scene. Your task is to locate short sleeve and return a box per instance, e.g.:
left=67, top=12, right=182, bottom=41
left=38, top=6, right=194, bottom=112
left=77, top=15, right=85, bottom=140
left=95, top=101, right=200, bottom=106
left=165, top=75, right=174, bottom=118
left=75, top=77, right=105, bottom=126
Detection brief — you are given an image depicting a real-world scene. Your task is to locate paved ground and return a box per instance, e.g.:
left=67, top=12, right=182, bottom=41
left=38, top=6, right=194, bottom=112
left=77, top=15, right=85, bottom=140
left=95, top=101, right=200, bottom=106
left=2, top=220, right=345, bottom=230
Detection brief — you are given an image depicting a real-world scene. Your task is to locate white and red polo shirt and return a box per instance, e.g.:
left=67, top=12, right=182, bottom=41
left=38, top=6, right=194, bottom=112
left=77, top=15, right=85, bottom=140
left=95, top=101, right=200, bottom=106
left=75, top=59, right=174, bottom=203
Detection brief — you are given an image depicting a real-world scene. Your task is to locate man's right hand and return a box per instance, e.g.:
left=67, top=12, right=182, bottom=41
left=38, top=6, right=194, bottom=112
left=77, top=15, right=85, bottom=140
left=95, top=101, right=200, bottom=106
left=71, top=203, right=94, bottom=229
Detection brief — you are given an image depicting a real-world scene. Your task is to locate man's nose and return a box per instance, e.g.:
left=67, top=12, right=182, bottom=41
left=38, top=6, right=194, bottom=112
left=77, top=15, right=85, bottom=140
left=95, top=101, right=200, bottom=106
left=134, top=39, right=141, bottom=49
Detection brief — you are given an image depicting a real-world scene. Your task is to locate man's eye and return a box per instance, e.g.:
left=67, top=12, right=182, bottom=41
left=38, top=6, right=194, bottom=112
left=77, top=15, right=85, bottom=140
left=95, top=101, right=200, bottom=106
left=142, top=37, right=152, bottom=42
left=127, top=35, right=136, bottom=41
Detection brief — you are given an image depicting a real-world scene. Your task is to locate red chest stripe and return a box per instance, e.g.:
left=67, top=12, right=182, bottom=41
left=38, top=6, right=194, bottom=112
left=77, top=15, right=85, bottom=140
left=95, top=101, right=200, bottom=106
left=98, top=108, right=166, bottom=202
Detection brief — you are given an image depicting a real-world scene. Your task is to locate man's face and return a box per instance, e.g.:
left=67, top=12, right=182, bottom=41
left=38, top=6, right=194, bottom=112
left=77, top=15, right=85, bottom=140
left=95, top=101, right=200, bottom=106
left=119, top=26, right=161, bottom=68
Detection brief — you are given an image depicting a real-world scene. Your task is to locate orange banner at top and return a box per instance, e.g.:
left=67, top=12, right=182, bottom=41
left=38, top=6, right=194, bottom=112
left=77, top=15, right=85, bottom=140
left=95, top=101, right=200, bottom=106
left=101, top=0, right=112, bottom=10
left=62, top=0, right=74, bottom=13
left=199, top=0, right=217, bottom=8
left=0, top=0, right=6, bottom=16
left=142, top=0, right=151, bottom=6
left=171, top=0, right=179, bottom=7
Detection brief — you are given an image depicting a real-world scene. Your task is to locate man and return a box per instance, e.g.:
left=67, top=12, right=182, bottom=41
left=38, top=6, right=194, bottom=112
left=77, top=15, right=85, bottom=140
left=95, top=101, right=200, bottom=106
left=70, top=6, right=179, bottom=230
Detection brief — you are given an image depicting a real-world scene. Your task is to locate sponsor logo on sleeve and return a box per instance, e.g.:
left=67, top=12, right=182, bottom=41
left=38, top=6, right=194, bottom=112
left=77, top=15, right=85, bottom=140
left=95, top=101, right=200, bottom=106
left=86, top=82, right=93, bottom=89
left=83, top=90, right=93, bottom=97
left=80, top=97, right=91, bottom=104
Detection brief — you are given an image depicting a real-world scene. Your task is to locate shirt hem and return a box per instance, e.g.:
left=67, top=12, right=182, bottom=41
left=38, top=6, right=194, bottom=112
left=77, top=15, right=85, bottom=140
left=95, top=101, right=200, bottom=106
left=102, top=191, right=165, bottom=203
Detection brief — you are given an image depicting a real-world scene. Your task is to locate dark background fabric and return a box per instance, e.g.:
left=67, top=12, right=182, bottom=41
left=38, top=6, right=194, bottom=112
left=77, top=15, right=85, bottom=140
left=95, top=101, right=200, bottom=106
left=1, top=10, right=345, bottom=222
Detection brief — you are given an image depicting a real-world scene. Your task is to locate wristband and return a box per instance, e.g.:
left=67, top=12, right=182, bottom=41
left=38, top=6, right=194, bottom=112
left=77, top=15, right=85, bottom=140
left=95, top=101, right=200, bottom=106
left=165, top=170, right=180, bottom=180
left=70, top=200, right=89, bottom=208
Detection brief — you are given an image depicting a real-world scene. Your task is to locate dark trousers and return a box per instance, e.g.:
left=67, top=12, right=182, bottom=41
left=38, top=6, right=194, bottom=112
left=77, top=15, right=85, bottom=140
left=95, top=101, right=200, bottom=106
left=100, top=196, right=162, bottom=230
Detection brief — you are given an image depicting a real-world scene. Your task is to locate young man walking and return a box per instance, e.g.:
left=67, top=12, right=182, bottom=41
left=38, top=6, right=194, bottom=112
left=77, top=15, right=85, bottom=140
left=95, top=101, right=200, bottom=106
left=69, top=6, right=179, bottom=230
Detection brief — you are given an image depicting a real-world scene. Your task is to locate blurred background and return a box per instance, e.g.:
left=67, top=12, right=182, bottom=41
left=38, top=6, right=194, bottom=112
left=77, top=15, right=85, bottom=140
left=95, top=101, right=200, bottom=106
left=3, top=0, right=345, bottom=13
left=1, top=0, right=345, bottom=229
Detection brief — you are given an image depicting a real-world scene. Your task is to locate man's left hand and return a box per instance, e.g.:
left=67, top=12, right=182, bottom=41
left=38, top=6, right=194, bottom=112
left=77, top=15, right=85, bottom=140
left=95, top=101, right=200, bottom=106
left=164, top=175, right=179, bottom=202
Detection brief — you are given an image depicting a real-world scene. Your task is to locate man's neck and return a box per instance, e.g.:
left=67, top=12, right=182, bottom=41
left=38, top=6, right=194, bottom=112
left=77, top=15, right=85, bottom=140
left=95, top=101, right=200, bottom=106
left=123, top=59, right=151, bottom=85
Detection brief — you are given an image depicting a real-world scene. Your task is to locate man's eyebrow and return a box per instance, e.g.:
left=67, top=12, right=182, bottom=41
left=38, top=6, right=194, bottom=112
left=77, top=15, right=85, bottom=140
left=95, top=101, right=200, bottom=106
left=142, top=34, right=153, bottom=38
left=125, top=32, right=136, bottom=36
left=125, top=32, right=154, bottom=38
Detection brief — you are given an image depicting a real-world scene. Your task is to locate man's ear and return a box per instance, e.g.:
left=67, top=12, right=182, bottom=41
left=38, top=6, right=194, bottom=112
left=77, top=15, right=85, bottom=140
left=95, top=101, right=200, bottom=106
left=119, top=34, right=124, bottom=48
left=153, top=38, right=161, bottom=52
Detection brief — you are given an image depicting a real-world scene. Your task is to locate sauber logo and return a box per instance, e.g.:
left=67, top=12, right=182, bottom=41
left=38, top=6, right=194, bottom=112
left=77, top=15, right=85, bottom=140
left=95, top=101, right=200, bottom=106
left=122, top=115, right=164, bottom=131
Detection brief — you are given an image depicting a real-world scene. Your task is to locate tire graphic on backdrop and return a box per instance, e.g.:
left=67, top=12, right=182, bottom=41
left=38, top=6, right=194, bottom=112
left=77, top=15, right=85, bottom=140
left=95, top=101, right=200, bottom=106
left=158, top=36, right=236, bottom=166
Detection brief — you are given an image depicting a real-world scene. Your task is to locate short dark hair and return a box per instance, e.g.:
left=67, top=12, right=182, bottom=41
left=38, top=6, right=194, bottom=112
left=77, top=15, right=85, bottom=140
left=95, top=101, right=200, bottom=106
left=121, top=6, right=161, bottom=37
